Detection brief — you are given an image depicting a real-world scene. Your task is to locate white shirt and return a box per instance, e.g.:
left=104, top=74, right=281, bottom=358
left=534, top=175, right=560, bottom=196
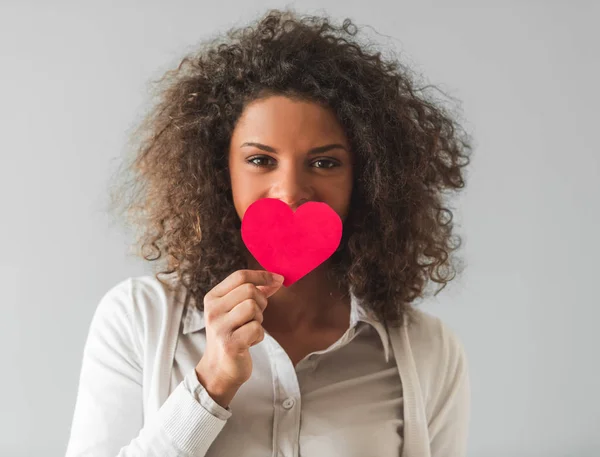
left=174, top=281, right=403, bottom=457
left=65, top=273, right=470, bottom=456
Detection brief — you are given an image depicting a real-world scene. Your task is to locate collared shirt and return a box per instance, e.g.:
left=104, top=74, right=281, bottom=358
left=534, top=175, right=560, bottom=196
left=173, top=283, right=404, bottom=457
left=65, top=274, right=470, bottom=457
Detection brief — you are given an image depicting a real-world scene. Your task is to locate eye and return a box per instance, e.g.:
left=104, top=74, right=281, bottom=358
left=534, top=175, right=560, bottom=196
left=246, top=155, right=340, bottom=169
left=247, top=156, right=275, bottom=167
left=313, top=159, right=339, bottom=169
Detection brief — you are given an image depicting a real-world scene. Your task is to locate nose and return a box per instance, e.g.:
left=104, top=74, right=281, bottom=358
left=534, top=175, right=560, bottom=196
left=285, top=198, right=310, bottom=212
left=271, top=164, right=312, bottom=211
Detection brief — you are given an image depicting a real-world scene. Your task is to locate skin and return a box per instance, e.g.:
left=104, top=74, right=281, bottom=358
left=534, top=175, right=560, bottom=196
left=227, top=95, right=354, bottom=343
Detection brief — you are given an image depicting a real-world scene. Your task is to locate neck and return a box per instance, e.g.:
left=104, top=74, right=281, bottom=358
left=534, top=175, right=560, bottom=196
left=246, top=254, right=350, bottom=334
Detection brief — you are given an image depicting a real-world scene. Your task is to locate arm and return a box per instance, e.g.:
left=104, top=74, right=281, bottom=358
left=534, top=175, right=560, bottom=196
left=427, top=325, right=471, bottom=457
left=64, top=280, right=230, bottom=457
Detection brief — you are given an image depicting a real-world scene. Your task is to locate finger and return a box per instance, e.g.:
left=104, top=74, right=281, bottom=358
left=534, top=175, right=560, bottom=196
left=220, top=282, right=267, bottom=313
left=232, top=320, right=264, bottom=347
left=256, top=280, right=285, bottom=298
left=225, top=299, right=264, bottom=331
left=208, top=269, right=282, bottom=299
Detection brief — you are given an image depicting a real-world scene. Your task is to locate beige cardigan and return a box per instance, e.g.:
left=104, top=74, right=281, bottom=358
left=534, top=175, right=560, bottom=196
left=65, top=275, right=470, bottom=456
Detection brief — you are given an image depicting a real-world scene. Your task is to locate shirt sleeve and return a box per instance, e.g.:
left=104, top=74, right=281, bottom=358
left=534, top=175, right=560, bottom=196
left=427, top=324, right=471, bottom=457
left=182, top=366, right=233, bottom=421
left=64, top=280, right=231, bottom=457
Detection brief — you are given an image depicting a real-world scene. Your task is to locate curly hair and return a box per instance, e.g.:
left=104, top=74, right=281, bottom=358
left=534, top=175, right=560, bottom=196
left=108, top=8, right=473, bottom=329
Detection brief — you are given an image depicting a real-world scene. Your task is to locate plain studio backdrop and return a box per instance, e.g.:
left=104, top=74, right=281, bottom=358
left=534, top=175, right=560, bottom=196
left=1, top=1, right=598, bottom=456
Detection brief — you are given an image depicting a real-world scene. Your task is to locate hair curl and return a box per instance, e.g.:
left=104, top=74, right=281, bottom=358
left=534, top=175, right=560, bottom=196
left=108, top=8, right=473, bottom=329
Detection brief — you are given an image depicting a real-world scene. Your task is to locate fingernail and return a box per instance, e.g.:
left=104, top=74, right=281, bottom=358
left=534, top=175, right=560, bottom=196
left=271, top=273, right=284, bottom=283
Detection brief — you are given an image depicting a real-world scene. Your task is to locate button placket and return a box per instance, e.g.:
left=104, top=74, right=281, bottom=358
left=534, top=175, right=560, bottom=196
left=266, top=335, right=302, bottom=457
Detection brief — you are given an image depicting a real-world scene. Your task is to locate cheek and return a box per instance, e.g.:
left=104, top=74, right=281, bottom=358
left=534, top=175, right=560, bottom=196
left=231, top=177, right=261, bottom=220
left=341, top=177, right=354, bottom=221
left=329, top=182, right=353, bottom=221
left=338, top=204, right=350, bottom=223
left=228, top=167, right=247, bottom=218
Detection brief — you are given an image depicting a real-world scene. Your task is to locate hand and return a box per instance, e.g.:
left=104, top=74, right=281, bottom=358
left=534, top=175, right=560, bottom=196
left=195, top=269, right=284, bottom=408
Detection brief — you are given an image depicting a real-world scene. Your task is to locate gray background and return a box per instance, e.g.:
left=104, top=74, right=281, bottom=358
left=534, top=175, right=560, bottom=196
left=1, top=1, right=598, bottom=456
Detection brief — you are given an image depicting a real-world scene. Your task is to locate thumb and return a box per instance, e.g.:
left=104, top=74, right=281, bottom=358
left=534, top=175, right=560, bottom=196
left=257, top=278, right=284, bottom=297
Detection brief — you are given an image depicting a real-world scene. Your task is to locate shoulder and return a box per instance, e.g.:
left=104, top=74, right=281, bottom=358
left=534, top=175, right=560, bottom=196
left=403, top=307, right=467, bottom=364
left=401, top=307, right=470, bottom=415
left=93, top=273, right=187, bottom=339
left=405, top=308, right=464, bottom=359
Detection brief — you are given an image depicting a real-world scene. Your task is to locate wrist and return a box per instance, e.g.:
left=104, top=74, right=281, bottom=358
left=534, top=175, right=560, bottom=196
left=195, top=359, right=240, bottom=409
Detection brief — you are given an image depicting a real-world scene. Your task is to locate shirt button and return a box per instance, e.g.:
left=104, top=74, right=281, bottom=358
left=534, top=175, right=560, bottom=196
left=282, top=398, right=295, bottom=409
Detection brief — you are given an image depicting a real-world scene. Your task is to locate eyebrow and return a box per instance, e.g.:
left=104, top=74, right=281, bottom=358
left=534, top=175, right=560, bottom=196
left=240, top=142, right=348, bottom=155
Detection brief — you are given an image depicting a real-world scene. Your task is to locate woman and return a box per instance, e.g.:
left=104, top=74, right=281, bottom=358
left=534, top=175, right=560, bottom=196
left=66, top=8, right=472, bottom=457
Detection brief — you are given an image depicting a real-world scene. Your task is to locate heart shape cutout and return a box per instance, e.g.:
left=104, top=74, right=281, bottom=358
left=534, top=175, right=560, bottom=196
left=241, top=198, right=343, bottom=287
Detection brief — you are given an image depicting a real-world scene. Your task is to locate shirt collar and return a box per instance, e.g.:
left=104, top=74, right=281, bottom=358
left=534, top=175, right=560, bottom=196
left=182, top=287, right=391, bottom=362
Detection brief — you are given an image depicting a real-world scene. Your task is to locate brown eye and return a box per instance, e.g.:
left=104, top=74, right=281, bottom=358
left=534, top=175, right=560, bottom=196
left=247, top=156, right=274, bottom=167
left=246, top=156, right=340, bottom=169
left=313, top=159, right=339, bottom=169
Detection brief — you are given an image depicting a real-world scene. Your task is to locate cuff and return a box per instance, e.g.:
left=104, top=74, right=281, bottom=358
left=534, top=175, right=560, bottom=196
left=157, top=374, right=230, bottom=455
left=183, top=367, right=233, bottom=420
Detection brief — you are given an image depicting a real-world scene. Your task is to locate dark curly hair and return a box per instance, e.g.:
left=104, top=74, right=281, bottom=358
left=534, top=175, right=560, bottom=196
left=108, top=8, right=473, bottom=329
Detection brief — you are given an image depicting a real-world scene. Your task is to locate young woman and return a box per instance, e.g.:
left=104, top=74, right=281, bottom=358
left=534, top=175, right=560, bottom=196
left=66, top=8, right=473, bottom=457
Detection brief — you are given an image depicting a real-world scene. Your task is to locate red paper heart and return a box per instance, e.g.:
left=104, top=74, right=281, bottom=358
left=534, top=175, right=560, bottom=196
left=241, top=198, right=343, bottom=287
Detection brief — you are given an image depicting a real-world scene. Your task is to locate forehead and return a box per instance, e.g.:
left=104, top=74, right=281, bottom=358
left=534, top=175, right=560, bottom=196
left=231, top=95, right=347, bottom=143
